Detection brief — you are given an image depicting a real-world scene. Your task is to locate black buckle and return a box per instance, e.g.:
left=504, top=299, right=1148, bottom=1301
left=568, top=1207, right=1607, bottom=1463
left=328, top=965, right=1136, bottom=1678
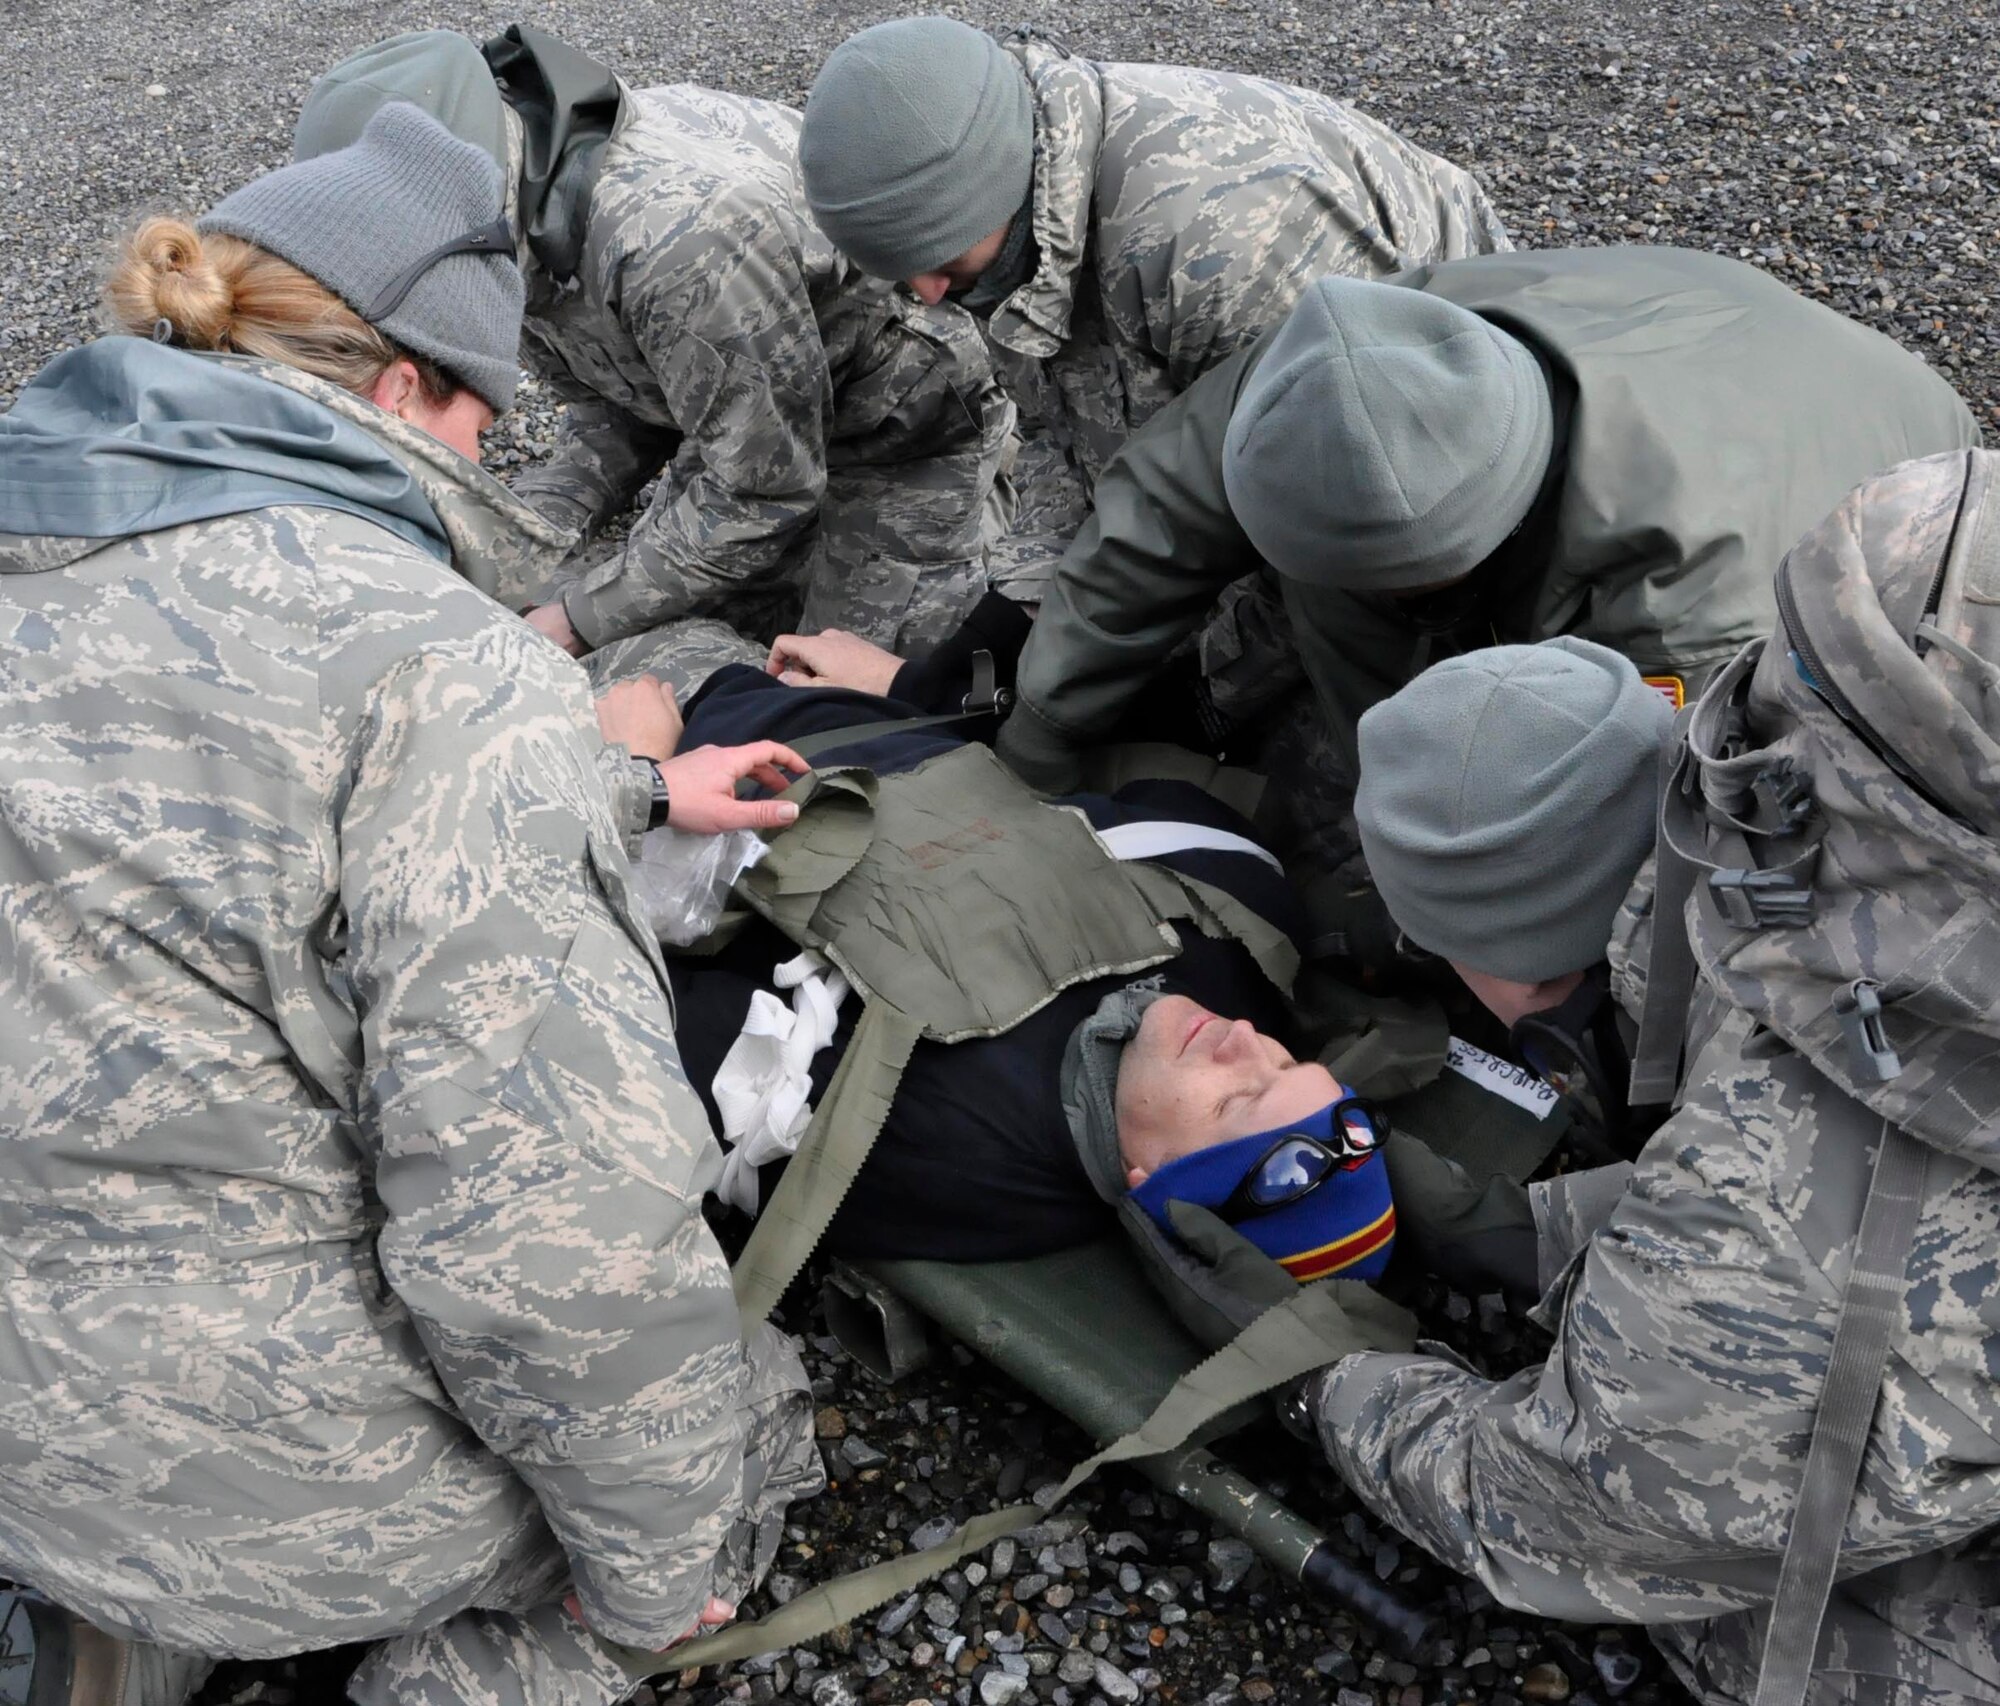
left=961, top=649, right=1011, bottom=716
left=1709, top=867, right=1815, bottom=929
left=1833, top=979, right=1904, bottom=1083
left=362, top=217, right=515, bottom=322
left=1752, top=762, right=1817, bottom=835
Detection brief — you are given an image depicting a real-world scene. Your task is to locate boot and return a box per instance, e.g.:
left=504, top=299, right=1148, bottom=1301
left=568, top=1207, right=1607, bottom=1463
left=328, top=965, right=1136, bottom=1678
left=0, top=1585, right=214, bottom=1705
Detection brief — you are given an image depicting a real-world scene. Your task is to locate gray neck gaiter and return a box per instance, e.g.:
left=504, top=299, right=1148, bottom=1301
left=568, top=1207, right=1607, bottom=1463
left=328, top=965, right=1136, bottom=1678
left=957, top=187, right=1039, bottom=314
left=1059, top=979, right=1168, bottom=1204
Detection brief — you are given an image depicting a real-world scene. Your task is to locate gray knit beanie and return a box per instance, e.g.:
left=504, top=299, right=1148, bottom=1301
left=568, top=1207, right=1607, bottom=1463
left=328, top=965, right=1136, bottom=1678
left=294, top=30, right=509, bottom=168
left=1223, top=276, right=1556, bottom=592
left=801, top=17, right=1034, bottom=281
left=202, top=102, right=523, bottom=412
left=1354, top=638, right=1671, bottom=983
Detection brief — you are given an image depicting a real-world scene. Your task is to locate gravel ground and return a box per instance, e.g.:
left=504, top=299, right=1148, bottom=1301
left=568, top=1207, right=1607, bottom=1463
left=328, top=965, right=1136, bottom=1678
left=4, top=1, right=1998, bottom=1703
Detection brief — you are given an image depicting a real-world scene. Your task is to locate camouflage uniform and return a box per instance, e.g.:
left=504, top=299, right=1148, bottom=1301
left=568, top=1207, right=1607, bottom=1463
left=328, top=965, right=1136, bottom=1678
left=1310, top=449, right=2000, bottom=1703
left=0, top=342, right=820, bottom=1703
left=508, top=85, right=1019, bottom=655
left=978, top=28, right=1511, bottom=592
left=986, top=29, right=1511, bottom=490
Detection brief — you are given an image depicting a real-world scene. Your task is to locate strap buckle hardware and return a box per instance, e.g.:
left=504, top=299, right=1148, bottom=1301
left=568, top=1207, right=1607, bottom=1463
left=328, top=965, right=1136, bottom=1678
left=961, top=648, right=1012, bottom=716
left=1833, top=979, right=1905, bottom=1083
left=1753, top=762, right=1817, bottom=835
left=1709, top=867, right=1815, bottom=929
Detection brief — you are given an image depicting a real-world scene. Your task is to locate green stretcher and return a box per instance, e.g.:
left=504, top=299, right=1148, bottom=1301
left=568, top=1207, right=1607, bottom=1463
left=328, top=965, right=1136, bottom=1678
left=817, top=1054, right=1571, bottom=1662
left=825, top=1239, right=1444, bottom=1657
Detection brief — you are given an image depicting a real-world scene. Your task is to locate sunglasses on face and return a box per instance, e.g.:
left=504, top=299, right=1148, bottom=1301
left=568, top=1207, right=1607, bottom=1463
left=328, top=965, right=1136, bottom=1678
left=1218, top=1096, right=1385, bottom=1224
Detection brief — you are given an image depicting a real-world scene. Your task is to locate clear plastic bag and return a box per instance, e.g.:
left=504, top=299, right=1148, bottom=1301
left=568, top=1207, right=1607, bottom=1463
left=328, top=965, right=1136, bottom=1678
left=631, top=825, right=769, bottom=946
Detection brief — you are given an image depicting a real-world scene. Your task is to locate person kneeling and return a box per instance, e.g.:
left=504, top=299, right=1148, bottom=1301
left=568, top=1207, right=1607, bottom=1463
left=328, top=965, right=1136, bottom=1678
left=1302, top=472, right=2000, bottom=1705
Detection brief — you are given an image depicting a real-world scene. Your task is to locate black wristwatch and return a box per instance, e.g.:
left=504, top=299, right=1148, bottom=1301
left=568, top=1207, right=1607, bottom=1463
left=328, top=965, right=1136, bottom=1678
left=640, top=757, right=672, bottom=831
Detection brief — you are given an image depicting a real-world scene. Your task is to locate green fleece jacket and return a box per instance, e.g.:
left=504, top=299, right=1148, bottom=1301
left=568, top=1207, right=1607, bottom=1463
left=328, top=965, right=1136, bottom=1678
left=999, top=246, right=1981, bottom=786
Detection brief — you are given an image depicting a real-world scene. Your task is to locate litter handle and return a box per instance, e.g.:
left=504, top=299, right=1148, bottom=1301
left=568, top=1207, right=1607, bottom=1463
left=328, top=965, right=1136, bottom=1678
left=1300, top=1542, right=1443, bottom=1662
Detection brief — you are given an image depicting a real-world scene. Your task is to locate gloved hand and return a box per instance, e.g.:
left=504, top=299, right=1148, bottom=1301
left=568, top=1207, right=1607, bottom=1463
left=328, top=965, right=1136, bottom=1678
left=994, top=697, right=1089, bottom=795
left=1379, top=1132, right=1540, bottom=1305
left=1120, top=1197, right=1417, bottom=1356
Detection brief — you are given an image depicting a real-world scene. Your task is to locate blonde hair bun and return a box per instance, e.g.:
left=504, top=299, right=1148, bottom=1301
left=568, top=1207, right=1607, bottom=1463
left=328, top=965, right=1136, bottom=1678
left=106, top=217, right=235, bottom=350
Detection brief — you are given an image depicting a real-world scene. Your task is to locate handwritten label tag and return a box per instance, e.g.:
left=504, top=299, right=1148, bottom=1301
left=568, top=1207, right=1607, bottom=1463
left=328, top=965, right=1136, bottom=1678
left=1444, top=1036, right=1560, bottom=1121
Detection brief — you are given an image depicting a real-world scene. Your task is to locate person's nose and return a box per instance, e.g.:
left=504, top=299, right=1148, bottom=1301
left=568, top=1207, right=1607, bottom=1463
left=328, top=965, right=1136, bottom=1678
left=1211, top=1018, right=1257, bottom=1063
left=905, top=272, right=951, bottom=306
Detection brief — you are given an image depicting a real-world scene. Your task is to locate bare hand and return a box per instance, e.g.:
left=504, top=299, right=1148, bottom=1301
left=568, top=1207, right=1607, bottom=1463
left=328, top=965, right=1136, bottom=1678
left=563, top=1592, right=735, bottom=1648
left=765, top=629, right=903, bottom=697
left=659, top=741, right=811, bottom=834
left=526, top=601, right=587, bottom=657
left=595, top=675, right=683, bottom=762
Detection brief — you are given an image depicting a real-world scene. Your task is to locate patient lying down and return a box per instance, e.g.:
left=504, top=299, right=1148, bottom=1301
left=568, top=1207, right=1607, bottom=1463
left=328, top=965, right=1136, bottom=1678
left=655, top=656, right=1395, bottom=1283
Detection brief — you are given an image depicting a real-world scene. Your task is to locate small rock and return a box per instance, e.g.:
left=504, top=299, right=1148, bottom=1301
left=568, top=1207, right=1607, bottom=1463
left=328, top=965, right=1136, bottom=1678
left=924, top=1592, right=959, bottom=1631
left=1205, top=1538, right=1255, bottom=1594
left=1595, top=1644, right=1645, bottom=1699
left=1103, top=1531, right=1149, bottom=1558
left=767, top=1573, right=804, bottom=1606
left=1338, top=1691, right=1375, bottom=1706
left=978, top=1672, right=1030, bottom=1706
left=1042, top=1583, right=1075, bottom=1610
left=144, top=83, right=167, bottom=98
left=1014, top=1574, right=1051, bottom=1601
left=910, top=1517, right=957, bottom=1552
left=813, top=1407, right=846, bottom=1440
left=1037, top=1612, right=1072, bottom=1647
left=1094, top=1659, right=1141, bottom=1704
left=990, top=1538, right=1017, bottom=1577
left=1057, top=1651, right=1097, bottom=1686
left=1523, top=1662, right=1571, bottom=1702
left=809, top=1676, right=858, bottom=1706
left=1116, top=1563, right=1142, bottom=1595
left=1239, top=1682, right=1276, bottom=1704
left=875, top=1594, right=920, bottom=1639
left=841, top=1435, right=886, bottom=1470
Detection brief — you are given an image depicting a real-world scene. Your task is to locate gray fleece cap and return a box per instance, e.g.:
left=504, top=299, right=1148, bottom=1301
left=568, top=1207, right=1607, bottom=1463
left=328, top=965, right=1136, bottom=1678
left=202, top=102, right=523, bottom=412
left=801, top=17, right=1034, bottom=281
left=1223, top=276, right=1556, bottom=592
left=1354, top=638, right=1671, bottom=983
left=293, top=30, right=509, bottom=169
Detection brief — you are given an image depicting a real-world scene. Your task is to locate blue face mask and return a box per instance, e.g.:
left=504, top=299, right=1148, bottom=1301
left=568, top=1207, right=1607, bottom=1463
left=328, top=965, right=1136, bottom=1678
left=1128, top=1095, right=1395, bottom=1283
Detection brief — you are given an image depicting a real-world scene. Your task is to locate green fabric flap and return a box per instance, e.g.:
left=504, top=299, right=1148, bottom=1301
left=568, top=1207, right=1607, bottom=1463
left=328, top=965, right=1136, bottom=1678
left=740, top=743, right=1183, bottom=1043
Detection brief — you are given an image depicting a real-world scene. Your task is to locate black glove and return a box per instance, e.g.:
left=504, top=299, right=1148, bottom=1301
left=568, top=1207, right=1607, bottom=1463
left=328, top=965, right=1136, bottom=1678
left=1379, top=1132, right=1541, bottom=1305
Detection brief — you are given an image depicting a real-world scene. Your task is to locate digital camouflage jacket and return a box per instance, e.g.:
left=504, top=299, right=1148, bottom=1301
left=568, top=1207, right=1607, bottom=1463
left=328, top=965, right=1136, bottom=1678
left=1313, top=449, right=2000, bottom=1704
left=511, top=83, right=1017, bottom=652
left=983, top=30, right=1512, bottom=493
left=0, top=339, right=819, bottom=1659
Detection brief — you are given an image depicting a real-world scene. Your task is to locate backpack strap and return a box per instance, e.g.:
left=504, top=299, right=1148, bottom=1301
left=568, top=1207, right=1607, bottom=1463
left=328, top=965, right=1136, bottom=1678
left=1631, top=650, right=1825, bottom=1107
left=1752, top=1115, right=1928, bottom=1706
left=1629, top=711, right=1702, bottom=1106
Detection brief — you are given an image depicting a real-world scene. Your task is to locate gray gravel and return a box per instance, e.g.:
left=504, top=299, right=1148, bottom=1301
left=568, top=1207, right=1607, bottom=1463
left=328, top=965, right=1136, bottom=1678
left=5, top=0, right=1997, bottom=1702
